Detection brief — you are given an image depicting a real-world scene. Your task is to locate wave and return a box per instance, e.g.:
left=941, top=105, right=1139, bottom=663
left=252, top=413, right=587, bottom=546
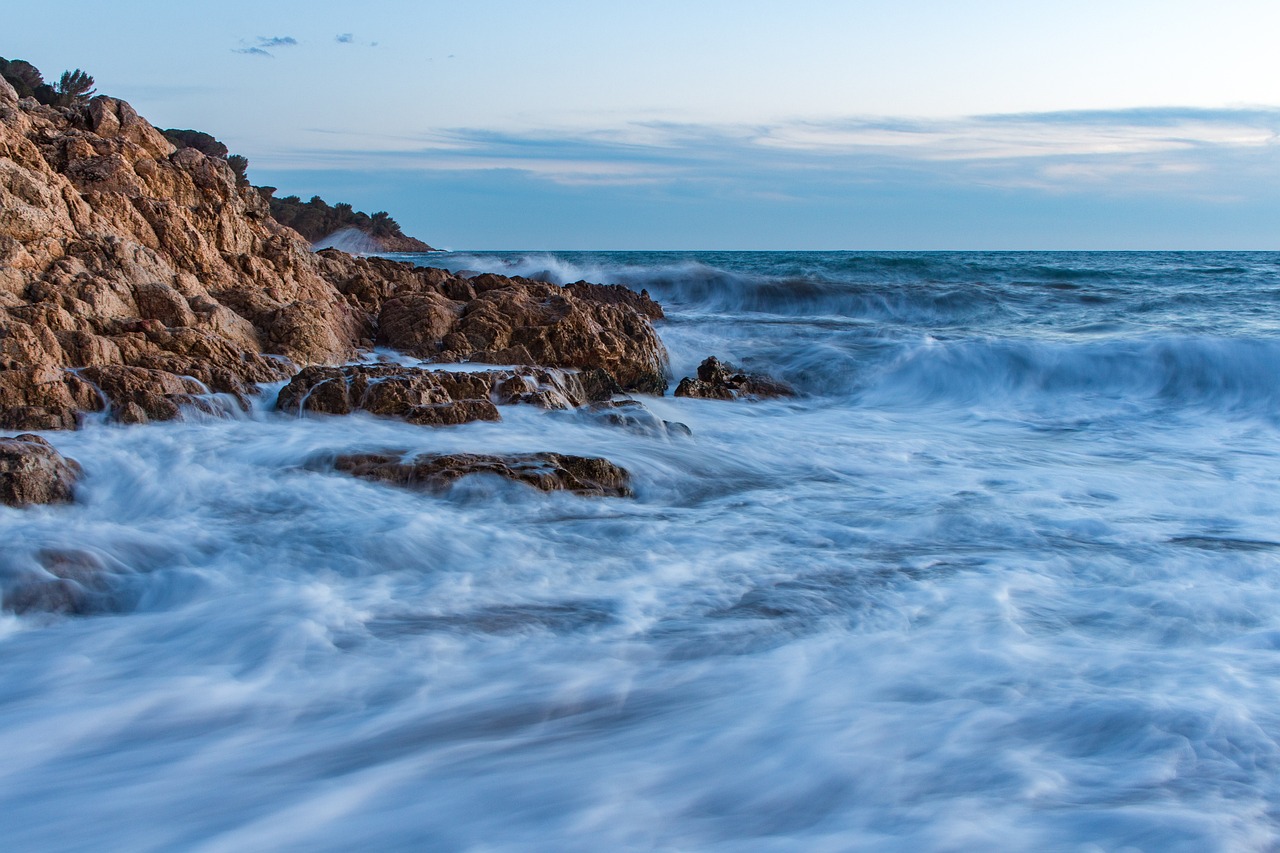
left=432, top=252, right=1022, bottom=323
left=856, top=335, right=1280, bottom=416
left=415, top=251, right=1280, bottom=332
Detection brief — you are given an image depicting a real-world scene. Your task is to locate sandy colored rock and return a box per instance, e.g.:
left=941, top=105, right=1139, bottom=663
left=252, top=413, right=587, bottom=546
left=0, top=84, right=669, bottom=429
left=0, top=433, right=81, bottom=506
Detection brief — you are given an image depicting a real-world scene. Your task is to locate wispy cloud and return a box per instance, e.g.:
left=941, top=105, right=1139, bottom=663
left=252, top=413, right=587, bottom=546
left=234, top=36, right=299, bottom=57
left=255, top=107, right=1280, bottom=205
left=335, top=33, right=354, bottom=44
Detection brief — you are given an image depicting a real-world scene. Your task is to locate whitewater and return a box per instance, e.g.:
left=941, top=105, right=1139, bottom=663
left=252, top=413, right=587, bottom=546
left=3, top=251, right=1280, bottom=851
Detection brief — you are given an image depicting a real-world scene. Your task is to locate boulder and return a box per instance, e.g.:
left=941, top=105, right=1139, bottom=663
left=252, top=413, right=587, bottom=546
left=0, top=434, right=81, bottom=506
left=673, top=356, right=795, bottom=401
left=334, top=451, right=632, bottom=497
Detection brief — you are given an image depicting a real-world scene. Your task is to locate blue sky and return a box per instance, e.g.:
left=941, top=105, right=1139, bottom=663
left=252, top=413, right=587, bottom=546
left=8, top=1, right=1280, bottom=248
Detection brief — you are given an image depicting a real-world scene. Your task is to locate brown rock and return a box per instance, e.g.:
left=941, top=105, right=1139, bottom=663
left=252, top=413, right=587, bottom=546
left=674, top=356, right=795, bottom=401
left=565, top=281, right=664, bottom=320
left=0, top=87, right=669, bottom=429
left=376, top=291, right=459, bottom=356
left=77, top=365, right=209, bottom=424
left=335, top=451, right=632, bottom=497
left=444, top=282, right=668, bottom=393
left=0, top=434, right=81, bottom=506
left=277, top=364, right=611, bottom=424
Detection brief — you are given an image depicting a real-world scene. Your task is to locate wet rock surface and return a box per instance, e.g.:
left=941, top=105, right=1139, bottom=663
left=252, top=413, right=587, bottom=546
left=580, top=400, right=692, bottom=438
left=0, top=434, right=81, bottom=506
left=2, top=548, right=116, bottom=614
left=334, top=451, right=633, bottom=497
left=277, top=364, right=623, bottom=425
left=0, top=77, right=669, bottom=430
left=674, top=356, right=795, bottom=401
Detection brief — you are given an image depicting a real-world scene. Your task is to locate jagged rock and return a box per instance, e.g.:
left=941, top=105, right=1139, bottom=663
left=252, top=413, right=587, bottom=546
left=674, top=356, right=795, bottom=401
left=564, top=281, right=665, bottom=320
left=76, top=364, right=233, bottom=424
left=335, top=451, right=633, bottom=497
left=0, top=82, right=669, bottom=429
left=0, top=434, right=81, bottom=506
left=276, top=363, right=617, bottom=425
left=440, top=281, right=668, bottom=393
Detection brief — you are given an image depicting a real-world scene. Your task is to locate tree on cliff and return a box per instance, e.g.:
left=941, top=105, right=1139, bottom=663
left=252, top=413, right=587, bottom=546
left=54, top=69, right=95, bottom=106
left=0, top=58, right=56, bottom=104
left=160, top=129, right=229, bottom=158
left=226, top=154, right=250, bottom=186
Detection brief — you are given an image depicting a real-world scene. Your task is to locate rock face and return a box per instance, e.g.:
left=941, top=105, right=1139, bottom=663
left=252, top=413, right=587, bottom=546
left=335, top=451, right=633, bottom=497
left=0, top=434, right=81, bottom=506
left=674, top=356, right=795, bottom=401
left=0, top=77, right=668, bottom=430
left=277, top=364, right=623, bottom=425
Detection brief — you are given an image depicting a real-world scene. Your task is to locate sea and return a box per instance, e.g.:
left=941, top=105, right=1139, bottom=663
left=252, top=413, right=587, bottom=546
left=3, top=251, right=1280, bottom=851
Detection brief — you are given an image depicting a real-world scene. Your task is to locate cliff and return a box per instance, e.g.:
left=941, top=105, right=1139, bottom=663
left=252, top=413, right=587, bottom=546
left=0, top=76, right=666, bottom=432
left=267, top=195, right=436, bottom=253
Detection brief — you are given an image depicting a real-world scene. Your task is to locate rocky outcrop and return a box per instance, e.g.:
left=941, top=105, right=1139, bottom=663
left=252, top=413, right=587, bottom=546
left=674, top=356, right=794, bottom=401
left=0, top=433, right=80, bottom=505
left=334, top=451, right=633, bottom=497
left=0, top=77, right=669, bottom=430
left=277, top=364, right=622, bottom=425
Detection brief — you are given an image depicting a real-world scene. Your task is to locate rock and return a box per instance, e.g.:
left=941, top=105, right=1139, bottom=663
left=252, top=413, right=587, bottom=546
left=77, top=364, right=218, bottom=423
left=376, top=291, right=459, bottom=356
left=277, top=364, right=616, bottom=425
left=564, top=281, right=665, bottom=320
left=335, top=451, right=633, bottom=497
left=440, top=281, right=668, bottom=393
left=673, top=356, right=795, bottom=401
left=581, top=400, right=692, bottom=438
left=0, top=434, right=81, bottom=506
left=0, top=87, right=669, bottom=429
left=0, top=547, right=139, bottom=615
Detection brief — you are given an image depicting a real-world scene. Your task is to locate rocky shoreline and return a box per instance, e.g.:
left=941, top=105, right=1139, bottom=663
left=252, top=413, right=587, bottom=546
left=0, top=74, right=794, bottom=514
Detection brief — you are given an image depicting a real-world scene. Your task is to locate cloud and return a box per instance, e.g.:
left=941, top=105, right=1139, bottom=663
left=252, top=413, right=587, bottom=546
left=336, top=33, right=354, bottom=44
left=253, top=107, right=1280, bottom=211
left=233, top=36, right=299, bottom=57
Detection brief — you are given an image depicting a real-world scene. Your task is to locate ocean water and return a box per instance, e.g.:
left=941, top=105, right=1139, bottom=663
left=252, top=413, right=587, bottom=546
left=4, top=251, right=1280, bottom=851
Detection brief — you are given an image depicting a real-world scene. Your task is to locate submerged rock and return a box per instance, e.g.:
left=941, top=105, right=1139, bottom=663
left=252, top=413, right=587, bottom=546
left=581, top=400, right=692, bottom=438
left=334, top=451, right=633, bottom=497
left=0, top=434, right=81, bottom=506
left=2, top=548, right=115, bottom=615
left=674, top=356, right=795, bottom=401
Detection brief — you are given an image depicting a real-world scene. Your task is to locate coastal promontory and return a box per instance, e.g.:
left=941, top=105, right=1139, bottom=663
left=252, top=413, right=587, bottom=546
left=0, top=74, right=668, bottom=433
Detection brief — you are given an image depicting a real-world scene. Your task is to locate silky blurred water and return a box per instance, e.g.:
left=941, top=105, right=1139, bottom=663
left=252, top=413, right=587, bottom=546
left=3, top=252, right=1280, bottom=851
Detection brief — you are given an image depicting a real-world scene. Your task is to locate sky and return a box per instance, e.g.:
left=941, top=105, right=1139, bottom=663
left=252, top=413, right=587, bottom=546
left=8, top=0, right=1280, bottom=249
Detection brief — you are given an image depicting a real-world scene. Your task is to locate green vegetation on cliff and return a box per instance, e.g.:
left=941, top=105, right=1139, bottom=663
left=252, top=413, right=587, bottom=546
left=0, top=57, right=95, bottom=107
